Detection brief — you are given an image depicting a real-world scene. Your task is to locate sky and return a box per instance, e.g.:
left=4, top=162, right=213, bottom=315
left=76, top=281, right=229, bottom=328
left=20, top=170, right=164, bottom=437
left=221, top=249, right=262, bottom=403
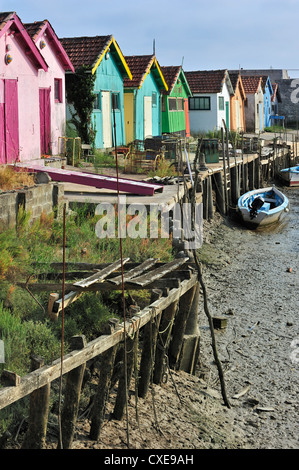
left=1, top=0, right=299, bottom=77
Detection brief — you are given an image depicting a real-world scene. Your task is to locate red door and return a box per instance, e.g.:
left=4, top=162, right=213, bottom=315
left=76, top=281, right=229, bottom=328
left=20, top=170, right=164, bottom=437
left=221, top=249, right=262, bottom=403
left=184, top=98, right=190, bottom=138
left=1, top=79, right=20, bottom=163
left=39, top=88, right=51, bottom=155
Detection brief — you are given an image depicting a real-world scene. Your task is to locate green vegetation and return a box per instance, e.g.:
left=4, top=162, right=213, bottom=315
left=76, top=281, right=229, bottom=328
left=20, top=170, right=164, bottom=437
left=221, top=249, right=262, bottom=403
left=0, top=201, right=173, bottom=434
left=0, top=203, right=173, bottom=375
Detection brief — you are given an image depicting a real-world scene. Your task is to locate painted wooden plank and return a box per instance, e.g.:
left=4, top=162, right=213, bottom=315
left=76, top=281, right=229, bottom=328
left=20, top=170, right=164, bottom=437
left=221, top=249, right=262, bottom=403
left=107, top=258, right=159, bottom=285
left=14, top=165, right=164, bottom=196
left=126, top=257, right=189, bottom=287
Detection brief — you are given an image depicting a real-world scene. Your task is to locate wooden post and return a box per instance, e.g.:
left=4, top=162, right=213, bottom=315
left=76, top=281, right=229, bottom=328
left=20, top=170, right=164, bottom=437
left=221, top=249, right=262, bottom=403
left=221, top=128, right=228, bottom=214
left=58, top=335, right=86, bottom=449
left=168, top=285, right=197, bottom=369
left=248, top=160, right=254, bottom=190
left=213, top=172, right=226, bottom=215
left=113, top=331, right=138, bottom=420
left=138, top=289, right=163, bottom=398
left=22, top=356, right=50, bottom=449
left=89, top=345, right=118, bottom=441
left=207, top=175, right=214, bottom=219
left=153, top=299, right=179, bottom=384
left=230, top=165, right=239, bottom=205
left=177, top=282, right=201, bottom=374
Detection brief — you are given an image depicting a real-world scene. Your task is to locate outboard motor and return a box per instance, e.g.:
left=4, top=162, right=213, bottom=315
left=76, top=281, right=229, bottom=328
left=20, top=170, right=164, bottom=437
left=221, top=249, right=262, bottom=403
left=249, top=196, right=264, bottom=219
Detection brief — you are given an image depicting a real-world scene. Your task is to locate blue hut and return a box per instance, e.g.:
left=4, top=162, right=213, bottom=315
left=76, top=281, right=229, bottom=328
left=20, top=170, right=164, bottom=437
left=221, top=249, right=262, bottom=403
left=123, top=55, right=168, bottom=144
left=261, top=76, right=274, bottom=128
left=60, top=35, right=132, bottom=149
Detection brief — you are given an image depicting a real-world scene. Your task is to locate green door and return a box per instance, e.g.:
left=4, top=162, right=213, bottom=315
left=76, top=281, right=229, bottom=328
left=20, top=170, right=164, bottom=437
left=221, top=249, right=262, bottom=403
left=225, top=101, right=229, bottom=130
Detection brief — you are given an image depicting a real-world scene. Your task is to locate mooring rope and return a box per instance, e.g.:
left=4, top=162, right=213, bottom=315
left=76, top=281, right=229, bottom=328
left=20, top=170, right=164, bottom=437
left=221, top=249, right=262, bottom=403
left=58, top=203, right=67, bottom=448
left=112, top=100, right=130, bottom=448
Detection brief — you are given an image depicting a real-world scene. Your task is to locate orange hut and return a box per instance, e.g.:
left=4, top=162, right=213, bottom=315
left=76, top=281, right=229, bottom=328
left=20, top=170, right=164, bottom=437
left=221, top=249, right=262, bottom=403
left=228, top=71, right=246, bottom=132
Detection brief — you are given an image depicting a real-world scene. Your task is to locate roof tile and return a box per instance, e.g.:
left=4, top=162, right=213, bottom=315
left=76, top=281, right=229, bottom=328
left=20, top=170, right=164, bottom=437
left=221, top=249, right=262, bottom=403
left=184, top=69, right=227, bottom=93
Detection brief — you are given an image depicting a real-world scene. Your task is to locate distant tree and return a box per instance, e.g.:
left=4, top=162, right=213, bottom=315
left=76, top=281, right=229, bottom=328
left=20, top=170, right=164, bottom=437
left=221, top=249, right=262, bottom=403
left=65, top=65, right=96, bottom=147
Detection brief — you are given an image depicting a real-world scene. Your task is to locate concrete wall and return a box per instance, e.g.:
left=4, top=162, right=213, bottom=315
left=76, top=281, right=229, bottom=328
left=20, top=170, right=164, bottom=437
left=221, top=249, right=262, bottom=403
left=0, top=182, right=65, bottom=230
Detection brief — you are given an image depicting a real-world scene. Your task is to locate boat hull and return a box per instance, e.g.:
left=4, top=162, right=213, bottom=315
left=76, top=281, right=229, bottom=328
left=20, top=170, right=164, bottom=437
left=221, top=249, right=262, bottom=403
left=280, top=166, right=299, bottom=187
left=237, top=186, right=289, bottom=227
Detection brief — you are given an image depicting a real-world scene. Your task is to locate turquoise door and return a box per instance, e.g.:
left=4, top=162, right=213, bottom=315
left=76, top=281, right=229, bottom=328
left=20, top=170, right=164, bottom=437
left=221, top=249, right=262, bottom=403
left=225, top=102, right=229, bottom=130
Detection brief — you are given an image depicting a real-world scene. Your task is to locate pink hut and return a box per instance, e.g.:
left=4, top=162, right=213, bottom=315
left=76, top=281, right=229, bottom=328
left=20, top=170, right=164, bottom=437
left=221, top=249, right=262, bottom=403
left=0, top=12, right=74, bottom=164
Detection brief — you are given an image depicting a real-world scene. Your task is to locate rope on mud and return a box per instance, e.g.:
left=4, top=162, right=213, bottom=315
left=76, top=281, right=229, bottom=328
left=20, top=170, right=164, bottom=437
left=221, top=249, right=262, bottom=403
left=193, top=252, right=231, bottom=409
left=190, top=141, right=231, bottom=409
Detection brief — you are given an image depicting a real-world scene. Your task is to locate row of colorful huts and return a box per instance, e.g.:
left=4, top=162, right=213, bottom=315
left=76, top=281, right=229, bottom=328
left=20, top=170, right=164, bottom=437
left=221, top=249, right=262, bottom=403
left=0, top=11, right=282, bottom=164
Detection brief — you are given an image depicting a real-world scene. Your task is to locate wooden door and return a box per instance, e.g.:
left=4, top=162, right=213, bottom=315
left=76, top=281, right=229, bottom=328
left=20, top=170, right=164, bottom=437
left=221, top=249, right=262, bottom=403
left=184, top=98, right=190, bottom=137
left=102, top=91, right=112, bottom=148
left=4, top=79, right=19, bottom=163
left=144, top=96, right=152, bottom=138
left=39, top=88, right=51, bottom=155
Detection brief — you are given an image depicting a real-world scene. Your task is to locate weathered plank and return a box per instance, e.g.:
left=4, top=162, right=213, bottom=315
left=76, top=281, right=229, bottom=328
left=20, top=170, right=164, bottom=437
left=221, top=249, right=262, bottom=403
left=126, top=258, right=189, bottom=287
left=108, top=258, right=159, bottom=285
left=0, top=274, right=197, bottom=411
left=18, top=278, right=182, bottom=293
left=73, top=258, right=130, bottom=287
left=49, top=258, right=130, bottom=316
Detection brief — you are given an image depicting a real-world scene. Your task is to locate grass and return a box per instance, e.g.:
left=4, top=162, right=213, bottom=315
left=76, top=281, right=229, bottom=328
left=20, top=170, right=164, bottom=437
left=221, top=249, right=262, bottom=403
left=0, top=203, right=173, bottom=371
left=0, top=194, right=174, bottom=434
left=0, top=166, right=35, bottom=192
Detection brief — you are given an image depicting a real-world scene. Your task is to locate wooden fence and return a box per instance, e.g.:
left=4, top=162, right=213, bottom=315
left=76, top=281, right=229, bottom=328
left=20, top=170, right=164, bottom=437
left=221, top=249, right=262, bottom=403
left=0, top=259, right=200, bottom=448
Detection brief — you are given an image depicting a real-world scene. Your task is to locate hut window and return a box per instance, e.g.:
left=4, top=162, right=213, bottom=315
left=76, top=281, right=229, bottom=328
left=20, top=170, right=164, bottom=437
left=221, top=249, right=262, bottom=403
left=177, top=98, right=184, bottom=111
left=189, top=97, right=210, bottom=110
left=152, top=92, right=157, bottom=106
left=168, top=97, right=177, bottom=111
left=93, top=93, right=101, bottom=110
left=162, top=96, right=166, bottom=112
left=112, top=93, right=120, bottom=110
left=218, top=96, right=224, bottom=111
left=54, top=79, right=62, bottom=103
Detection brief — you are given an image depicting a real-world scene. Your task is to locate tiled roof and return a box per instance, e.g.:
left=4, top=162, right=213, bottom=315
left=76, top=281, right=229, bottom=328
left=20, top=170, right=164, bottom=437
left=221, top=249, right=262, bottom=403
left=160, top=65, right=181, bottom=93
left=123, top=55, right=154, bottom=88
left=24, top=20, right=47, bottom=41
left=228, top=71, right=240, bottom=91
left=59, top=35, right=113, bottom=69
left=241, top=75, right=262, bottom=94
left=0, top=11, right=14, bottom=28
left=184, top=69, right=227, bottom=93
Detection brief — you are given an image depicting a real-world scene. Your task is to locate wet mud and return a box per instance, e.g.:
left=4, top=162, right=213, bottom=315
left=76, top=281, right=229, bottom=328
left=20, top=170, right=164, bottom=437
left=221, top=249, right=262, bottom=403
left=199, top=185, right=299, bottom=449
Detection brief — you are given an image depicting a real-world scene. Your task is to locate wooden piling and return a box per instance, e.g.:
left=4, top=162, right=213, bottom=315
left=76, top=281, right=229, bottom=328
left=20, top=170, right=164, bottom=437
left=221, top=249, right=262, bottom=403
left=213, top=172, right=226, bottom=215
left=231, top=165, right=240, bottom=205
left=168, top=285, right=197, bottom=369
left=207, top=175, right=214, bottom=219
left=89, top=345, right=118, bottom=441
left=138, top=289, right=163, bottom=398
left=58, top=335, right=86, bottom=449
left=113, top=331, right=138, bottom=420
left=21, top=355, right=50, bottom=449
left=153, top=299, right=179, bottom=384
left=248, top=160, right=254, bottom=190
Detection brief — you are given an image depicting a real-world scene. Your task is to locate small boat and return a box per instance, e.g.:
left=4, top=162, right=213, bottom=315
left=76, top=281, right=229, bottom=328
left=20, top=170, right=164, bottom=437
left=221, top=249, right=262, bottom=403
left=237, top=186, right=289, bottom=227
left=280, top=165, right=299, bottom=186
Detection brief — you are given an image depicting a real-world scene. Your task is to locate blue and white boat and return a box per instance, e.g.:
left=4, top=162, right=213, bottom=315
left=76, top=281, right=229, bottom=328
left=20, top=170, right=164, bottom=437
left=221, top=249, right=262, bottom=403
left=237, top=186, right=289, bottom=227
left=280, top=165, right=299, bottom=187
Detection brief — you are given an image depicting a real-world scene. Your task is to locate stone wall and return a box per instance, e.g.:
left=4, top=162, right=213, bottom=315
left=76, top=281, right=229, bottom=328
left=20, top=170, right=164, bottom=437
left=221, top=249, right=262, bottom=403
left=0, top=182, right=65, bottom=230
